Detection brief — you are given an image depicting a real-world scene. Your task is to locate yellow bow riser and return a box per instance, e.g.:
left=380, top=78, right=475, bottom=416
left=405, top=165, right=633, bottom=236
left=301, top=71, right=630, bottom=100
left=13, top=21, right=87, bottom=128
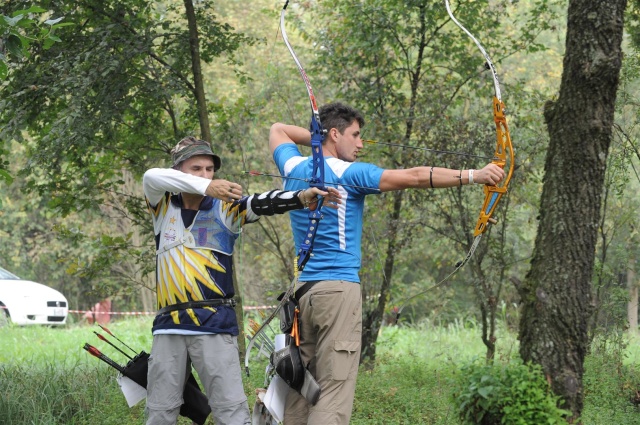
left=473, top=96, right=514, bottom=237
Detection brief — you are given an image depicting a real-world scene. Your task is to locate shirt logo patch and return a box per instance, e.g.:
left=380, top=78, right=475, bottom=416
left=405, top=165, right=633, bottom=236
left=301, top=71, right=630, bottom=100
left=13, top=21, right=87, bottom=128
left=164, top=229, right=176, bottom=242
left=198, top=228, right=208, bottom=245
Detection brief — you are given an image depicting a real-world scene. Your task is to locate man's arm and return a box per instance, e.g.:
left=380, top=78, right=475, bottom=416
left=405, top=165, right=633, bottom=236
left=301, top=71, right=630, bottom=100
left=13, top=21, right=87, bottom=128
left=249, top=187, right=341, bottom=216
left=269, top=123, right=312, bottom=154
left=143, top=168, right=242, bottom=206
left=378, top=163, right=505, bottom=192
left=220, top=187, right=342, bottom=230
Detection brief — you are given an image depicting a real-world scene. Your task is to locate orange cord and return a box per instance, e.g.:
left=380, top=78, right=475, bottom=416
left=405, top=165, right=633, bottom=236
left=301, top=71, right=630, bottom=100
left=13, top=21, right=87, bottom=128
left=290, top=307, right=300, bottom=346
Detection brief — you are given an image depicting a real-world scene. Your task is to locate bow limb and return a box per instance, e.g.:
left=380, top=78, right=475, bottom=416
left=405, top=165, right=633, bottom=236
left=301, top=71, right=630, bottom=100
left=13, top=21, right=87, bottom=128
left=280, top=0, right=327, bottom=271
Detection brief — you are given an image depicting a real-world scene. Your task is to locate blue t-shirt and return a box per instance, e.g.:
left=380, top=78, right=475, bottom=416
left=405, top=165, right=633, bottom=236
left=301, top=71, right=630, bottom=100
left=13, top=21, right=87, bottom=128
left=273, top=144, right=384, bottom=283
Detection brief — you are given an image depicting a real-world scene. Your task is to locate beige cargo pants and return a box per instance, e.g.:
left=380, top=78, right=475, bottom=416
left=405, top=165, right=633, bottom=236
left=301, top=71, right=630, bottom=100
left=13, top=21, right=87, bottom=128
left=284, top=280, right=362, bottom=425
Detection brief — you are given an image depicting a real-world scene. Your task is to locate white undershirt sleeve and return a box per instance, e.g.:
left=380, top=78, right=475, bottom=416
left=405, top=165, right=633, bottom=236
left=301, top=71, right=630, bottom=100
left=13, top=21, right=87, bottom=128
left=143, top=168, right=211, bottom=206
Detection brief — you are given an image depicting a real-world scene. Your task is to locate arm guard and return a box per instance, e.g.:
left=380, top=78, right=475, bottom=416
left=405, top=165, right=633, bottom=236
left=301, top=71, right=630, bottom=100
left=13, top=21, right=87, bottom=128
left=250, top=190, right=304, bottom=216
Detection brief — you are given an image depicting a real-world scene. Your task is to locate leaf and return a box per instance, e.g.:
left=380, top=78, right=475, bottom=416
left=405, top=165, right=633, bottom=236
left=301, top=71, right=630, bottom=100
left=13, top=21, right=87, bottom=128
left=51, top=22, right=75, bottom=29
left=477, top=386, right=493, bottom=398
left=6, top=34, right=24, bottom=59
left=0, top=168, right=14, bottom=184
left=13, top=6, right=47, bottom=16
left=44, top=17, right=65, bottom=26
left=43, top=38, right=56, bottom=50
left=0, top=61, right=7, bottom=81
left=17, top=34, right=30, bottom=50
left=16, top=18, right=35, bottom=29
left=3, top=15, right=22, bottom=27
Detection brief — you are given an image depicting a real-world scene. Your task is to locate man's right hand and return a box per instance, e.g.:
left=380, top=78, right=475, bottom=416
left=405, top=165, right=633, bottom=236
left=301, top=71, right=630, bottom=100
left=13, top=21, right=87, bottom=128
left=474, top=164, right=506, bottom=186
left=206, top=179, right=243, bottom=202
left=299, top=187, right=342, bottom=210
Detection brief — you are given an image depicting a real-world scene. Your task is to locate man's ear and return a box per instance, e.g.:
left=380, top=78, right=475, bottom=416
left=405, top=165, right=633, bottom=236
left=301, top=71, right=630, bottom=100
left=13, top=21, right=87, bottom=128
left=328, top=127, right=340, bottom=142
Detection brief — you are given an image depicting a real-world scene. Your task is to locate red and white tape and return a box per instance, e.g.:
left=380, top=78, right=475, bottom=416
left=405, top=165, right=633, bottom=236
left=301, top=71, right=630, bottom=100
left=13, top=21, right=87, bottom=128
left=68, top=305, right=276, bottom=315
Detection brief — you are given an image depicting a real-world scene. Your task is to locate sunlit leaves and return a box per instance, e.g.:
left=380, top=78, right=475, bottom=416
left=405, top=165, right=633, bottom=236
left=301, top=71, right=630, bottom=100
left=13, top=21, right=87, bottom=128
left=0, top=6, right=68, bottom=64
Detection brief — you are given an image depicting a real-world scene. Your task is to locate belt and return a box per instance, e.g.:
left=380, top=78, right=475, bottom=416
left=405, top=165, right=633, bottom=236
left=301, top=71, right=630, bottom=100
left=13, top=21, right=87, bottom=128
left=294, top=281, right=320, bottom=301
left=157, top=299, right=237, bottom=315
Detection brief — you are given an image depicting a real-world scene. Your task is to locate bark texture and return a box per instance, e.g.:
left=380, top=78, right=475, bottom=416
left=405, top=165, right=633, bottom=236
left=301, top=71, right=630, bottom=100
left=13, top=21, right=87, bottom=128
left=184, top=0, right=212, bottom=142
left=518, top=0, right=627, bottom=418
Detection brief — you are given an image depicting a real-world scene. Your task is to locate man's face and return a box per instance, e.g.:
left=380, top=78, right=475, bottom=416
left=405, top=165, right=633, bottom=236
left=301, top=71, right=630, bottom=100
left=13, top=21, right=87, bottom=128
left=178, top=155, right=215, bottom=179
left=334, top=120, right=363, bottom=162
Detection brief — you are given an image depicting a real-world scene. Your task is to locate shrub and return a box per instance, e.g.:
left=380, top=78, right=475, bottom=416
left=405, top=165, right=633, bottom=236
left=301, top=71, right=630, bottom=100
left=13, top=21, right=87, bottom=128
left=453, top=359, right=570, bottom=425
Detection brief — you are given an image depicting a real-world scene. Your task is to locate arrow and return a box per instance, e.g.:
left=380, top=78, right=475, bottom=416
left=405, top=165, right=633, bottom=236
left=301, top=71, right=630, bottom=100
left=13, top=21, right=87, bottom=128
left=83, top=343, right=126, bottom=374
left=93, top=331, right=133, bottom=360
left=363, top=139, right=493, bottom=160
left=244, top=170, right=380, bottom=192
left=97, top=324, right=138, bottom=355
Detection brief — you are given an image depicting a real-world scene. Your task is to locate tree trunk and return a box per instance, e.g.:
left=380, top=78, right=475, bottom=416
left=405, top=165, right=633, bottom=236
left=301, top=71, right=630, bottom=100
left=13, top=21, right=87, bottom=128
left=233, top=264, right=247, bottom=363
left=470, top=261, right=497, bottom=363
left=183, top=0, right=244, bottom=354
left=361, top=190, right=402, bottom=366
left=183, top=0, right=212, bottom=142
left=628, top=263, right=638, bottom=336
left=518, top=0, right=627, bottom=419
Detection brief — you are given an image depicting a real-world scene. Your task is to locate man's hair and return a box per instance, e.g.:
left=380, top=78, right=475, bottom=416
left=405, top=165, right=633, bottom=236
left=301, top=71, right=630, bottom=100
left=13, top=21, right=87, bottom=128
left=318, top=102, right=365, bottom=137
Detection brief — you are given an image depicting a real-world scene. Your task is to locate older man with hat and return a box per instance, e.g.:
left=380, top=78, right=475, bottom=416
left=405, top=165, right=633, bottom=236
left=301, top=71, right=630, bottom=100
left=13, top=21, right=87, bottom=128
left=142, top=136, right=340, bottom=425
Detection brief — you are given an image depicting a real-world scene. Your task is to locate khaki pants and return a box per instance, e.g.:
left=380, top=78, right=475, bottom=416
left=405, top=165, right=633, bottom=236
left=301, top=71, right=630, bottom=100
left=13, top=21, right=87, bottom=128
left=284, top=280, right=362, bottom=425
left=146, top=333, right=250, bottom=425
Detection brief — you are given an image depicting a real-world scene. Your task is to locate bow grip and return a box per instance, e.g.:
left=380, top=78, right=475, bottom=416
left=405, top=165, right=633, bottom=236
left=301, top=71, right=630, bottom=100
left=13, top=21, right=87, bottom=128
left=308, top=113, right=327, bottom=191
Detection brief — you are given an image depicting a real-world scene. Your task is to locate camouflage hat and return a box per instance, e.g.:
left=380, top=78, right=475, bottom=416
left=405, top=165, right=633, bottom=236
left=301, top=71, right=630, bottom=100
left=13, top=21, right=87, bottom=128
left=171, top=136, right=221, bottom=171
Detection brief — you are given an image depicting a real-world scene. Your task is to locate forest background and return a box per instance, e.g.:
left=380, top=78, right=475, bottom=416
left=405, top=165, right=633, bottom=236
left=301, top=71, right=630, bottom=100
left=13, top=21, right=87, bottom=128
left=2, top=0, right=640, bottom=422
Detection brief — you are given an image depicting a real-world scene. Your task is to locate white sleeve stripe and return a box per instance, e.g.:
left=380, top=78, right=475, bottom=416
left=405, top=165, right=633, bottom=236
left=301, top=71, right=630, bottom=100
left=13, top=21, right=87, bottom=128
left=326, top=158, right=353, bottom=178
left=283, top=156, right=308, bottom=177
left=256, top=190, right=297, bottom=200
left=337, top=186, right=348, bottom=250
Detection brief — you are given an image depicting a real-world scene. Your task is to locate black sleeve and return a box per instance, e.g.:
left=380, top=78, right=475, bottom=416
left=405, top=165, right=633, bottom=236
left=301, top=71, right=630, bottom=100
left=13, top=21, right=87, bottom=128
left=249, top=190, right=304, bottom=216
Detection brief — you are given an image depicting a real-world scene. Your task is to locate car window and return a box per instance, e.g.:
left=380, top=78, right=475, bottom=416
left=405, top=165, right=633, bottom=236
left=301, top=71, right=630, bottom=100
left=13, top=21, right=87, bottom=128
left=0, top=266, right=20, bottom=280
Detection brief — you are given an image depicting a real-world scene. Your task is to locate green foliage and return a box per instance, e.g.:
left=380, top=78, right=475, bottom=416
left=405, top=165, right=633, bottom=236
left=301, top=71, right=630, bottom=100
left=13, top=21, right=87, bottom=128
left=453, top=359, right=570, bottom=425
left=581, top=331, right=640, bottom=424
left=0, top=0, right=255, bottom=214
left=627, top=0, right=640, bottom=49
left=0, top=0, right=259, bottom=305
left=0, top=6, right=69, bottom=188
left=0, top=6, right=69, bottom=76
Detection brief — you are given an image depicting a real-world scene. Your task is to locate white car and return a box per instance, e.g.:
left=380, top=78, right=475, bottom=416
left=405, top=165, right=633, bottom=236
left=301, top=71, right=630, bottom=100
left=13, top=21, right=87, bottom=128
left=0, top=266, right=68, bottom=326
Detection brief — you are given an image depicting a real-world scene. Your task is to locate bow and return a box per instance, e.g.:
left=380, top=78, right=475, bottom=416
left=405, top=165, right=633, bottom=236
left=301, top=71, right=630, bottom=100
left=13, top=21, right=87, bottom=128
left=445, top=0, right=514, bottom=268
left=394, top=0, right=514, bottom=320
left=244, top=0, right=326, bottom=373
left=280, top=0, right=327, bottom=271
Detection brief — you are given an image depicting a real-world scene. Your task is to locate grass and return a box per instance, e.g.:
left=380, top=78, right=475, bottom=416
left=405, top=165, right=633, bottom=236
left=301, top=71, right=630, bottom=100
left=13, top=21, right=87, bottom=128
left=1, top=317, right=640, bottom=424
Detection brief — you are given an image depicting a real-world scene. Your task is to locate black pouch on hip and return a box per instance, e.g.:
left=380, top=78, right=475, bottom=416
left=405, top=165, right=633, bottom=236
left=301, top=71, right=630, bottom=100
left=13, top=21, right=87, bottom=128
left=270, top=336, right=321, bottom=405
left=278, top=293, right=298, bottom=334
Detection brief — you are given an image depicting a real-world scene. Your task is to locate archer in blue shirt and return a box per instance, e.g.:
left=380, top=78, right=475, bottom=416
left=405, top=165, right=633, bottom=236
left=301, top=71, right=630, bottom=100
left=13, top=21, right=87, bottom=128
left=269, top=102, right=505, bottom=424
